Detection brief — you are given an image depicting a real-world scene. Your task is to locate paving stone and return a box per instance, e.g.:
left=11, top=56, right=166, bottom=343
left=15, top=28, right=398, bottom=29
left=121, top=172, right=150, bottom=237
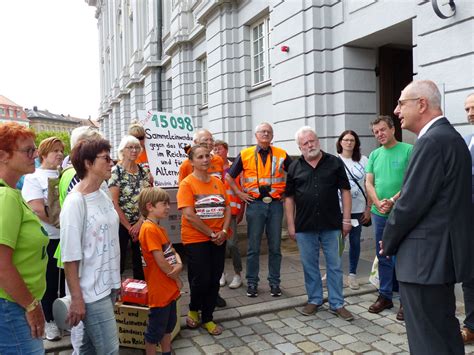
left=174, top=347, right=203, bottom=355
left=307, top=333, right=330, bottom=343
left=274, top=326, right=296, bottom=336
left=366, top=324, right=388, bottom=336
left=275, top=342, right=300, bottom=353
left=241, top=334, right=262, bottom=343
left=363, top=352, right=383, bottom=355
left=296, top=341, right=321, bottom=353
left=266, top=320, right=285, bottom=329
left=307, top=319, right=330, bottom=329
left=178, top=329, right=197, bottom=338
left=251, top=323, right=273, bottom=335
left=345, top=304, right=367, bottom=314
left=316, top=311, right=336, bottom=320
left=295, top=326, right=318, bottom=336
left=201, top=344, right=226, bottom=353
left=192, top=333, right=215, bottom=346
left=333, top=333, right=358, bottom=345
left=326, top=317, right=351, bottom=327
left=217, top=335, right=244, bottom=348
left=319, top=339, right=343, bottom=352
left=346, top=341, right=372, bottom=353
left=345, top=296, right=364, bottom=304
left=359, top=311, right=382, bottom=320
left=399, top=343, right=410, bottom=351
left=233, top=326, right=255, bottom=337
left=248, top=340, right=272, bottom=352
left=351, top=318, right=373, bottom=328
left=340, top=324, right=363, bottom=335
left=281, top=317, right=305, bottom=329
left=320, top=326, right=343, bottom=337
left=385, top=323, right=407, bottom=334
left=171, top=338, right=193, bottom=349
left=284, top=333, right=305, bottom=343
left=257, top=349, right=283, bottom=355
left=241, top=316, right=261, bottom=325
left=262, top=332, right=287, bottom=345
left=229, top=346, right=254, bottom=355
left=221, top=320, right=242, bottom=329
left=260, top=313, right=279, bottom=321
left=354, top=331, right=379, bottom=343
left=333, top=350, right=355, bottom=355
left=277, top=309, right=300, bottom=318
left=380, top=332, right=406, bottom=345
left=372, top=340, right=400, bottom=353
left=372, top=317, right=394, bottom=326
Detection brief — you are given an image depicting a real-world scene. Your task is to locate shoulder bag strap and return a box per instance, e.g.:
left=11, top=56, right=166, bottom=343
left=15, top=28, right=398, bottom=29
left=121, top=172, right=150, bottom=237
left=340, top=158, right=368, bottom=204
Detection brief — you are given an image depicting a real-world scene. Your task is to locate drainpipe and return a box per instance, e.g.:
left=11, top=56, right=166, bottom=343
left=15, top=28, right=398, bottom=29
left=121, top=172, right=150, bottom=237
left=155, top=0, right=163, bottom=111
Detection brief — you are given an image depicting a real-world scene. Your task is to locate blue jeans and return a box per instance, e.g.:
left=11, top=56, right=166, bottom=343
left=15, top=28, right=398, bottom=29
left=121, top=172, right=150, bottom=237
left=80, top=292, right=119, bottom=355
left=296, top=230, right=344, bottom=310
left=246, top=200, right=283, bottom=286
left=348, top=213, right=362, bottom=274
left=372, top=213, right=398, bottom=300
left=0, top=298, right=44, bottom=355
left=226, top=216, right=242, bottom=273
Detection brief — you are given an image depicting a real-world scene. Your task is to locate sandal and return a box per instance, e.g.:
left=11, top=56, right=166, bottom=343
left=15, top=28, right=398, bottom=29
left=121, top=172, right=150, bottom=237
left=186, top=311, right=200, bottom=329
left=461, top=326, right=474, bottom=344
left=202, top=321, right=223, bottom=336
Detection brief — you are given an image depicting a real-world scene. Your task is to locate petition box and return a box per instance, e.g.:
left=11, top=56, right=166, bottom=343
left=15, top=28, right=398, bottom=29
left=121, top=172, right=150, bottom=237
left=114, top=297, right=181, bottom=350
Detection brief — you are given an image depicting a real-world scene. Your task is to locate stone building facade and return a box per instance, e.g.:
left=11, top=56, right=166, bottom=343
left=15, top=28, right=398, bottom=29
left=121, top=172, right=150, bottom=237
left=88, top=0, right=474, bottom=157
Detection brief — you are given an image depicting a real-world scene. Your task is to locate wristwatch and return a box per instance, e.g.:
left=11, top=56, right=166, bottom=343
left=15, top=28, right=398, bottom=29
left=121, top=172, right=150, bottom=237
left=25, top=299, right=39, bottom=313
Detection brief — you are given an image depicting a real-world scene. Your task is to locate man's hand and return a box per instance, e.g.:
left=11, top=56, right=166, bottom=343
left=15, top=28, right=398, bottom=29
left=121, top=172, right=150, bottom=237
left=212, top=231, right=227, bottom=246
left=67, top=296, right=86, bottom=327
left=129, top=220, right=143, bottom=241
left=26, top=303, right=46, bottom=338
left=287, top=224, right=296, bottom=241
left=237, top=190, right=255, bottom=203
left=360, top=209, right=371, bottom=225
left=342, top=223, right=352, bottom=238
left=167, top=263, right=183, bottom=280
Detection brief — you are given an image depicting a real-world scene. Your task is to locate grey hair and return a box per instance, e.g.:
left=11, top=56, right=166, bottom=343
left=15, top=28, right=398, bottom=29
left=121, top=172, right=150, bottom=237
left=295, top=126, right=317, bottom=145
left=254, top=122, right=273, bottom=133
left=466, top=93, right=474, bottom=100
left=70, top=126, right=102, bottom=149
left=408, top=80, right=442, bottom=110
left=117, top=135, right=141, bottom=160
left=193, top=128, right=211, bottom=143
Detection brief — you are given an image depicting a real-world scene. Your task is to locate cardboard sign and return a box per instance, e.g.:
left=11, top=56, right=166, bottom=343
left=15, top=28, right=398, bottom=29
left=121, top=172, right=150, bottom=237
left=141, top=111, right=194, bottom=188
left=114, top=298, right=181, bottom=350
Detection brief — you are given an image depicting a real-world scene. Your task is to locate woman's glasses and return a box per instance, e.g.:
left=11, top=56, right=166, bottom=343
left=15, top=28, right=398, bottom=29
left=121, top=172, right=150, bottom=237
left=14, top=147, right=38, bottom=159
left=96, top=154, right=112, bottom=163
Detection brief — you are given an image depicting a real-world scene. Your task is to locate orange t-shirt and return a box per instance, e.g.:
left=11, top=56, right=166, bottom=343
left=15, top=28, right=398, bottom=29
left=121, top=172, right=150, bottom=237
left=138, top=221, right=180, bottom=308
left=177, top=175, right=229, bottom=245
left=178, top=155, right=224, bottom=183
left=136, top=150, right=148, bottom=164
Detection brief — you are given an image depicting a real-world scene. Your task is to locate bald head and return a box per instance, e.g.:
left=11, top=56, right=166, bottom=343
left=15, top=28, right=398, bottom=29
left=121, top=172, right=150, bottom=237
left=193, top=128, right=214, bottom=150
left=405, top=80, right=442, bottom=111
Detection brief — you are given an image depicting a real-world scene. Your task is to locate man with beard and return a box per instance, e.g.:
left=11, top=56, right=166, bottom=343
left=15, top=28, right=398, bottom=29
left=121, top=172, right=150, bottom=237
left=284, top=126, right=353, bottom=320
left=365, top=116, right=413, bottom=320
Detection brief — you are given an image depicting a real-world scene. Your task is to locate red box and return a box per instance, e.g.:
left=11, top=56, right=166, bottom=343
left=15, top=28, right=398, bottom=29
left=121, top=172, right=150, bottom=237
left=121, top=279, right=148, bottom=306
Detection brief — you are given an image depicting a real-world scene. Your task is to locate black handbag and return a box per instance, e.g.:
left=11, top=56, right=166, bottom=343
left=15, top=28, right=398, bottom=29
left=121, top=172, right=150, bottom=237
left=340, top=159, right=372, bottom=227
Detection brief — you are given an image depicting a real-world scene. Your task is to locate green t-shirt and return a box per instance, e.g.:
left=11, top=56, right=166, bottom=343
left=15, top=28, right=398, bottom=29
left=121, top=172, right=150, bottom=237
left=0, top=179, right=49, bottom=301
left=59, top=166, right=76, bottom=207
left=366, top=142, right=413, bottom=217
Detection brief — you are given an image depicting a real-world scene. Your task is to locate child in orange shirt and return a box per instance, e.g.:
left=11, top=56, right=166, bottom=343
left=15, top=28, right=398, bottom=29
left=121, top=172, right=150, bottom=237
left=138, top=187, right=182, bottom=355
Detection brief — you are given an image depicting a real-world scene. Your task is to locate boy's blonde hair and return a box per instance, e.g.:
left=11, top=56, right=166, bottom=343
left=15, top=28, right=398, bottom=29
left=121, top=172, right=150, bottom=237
left=138, top=187, right=170, bottom=217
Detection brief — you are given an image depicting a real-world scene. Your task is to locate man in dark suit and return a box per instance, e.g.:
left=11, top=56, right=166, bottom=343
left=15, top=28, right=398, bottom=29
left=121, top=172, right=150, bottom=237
left=382, top=80, right=474, bottom=354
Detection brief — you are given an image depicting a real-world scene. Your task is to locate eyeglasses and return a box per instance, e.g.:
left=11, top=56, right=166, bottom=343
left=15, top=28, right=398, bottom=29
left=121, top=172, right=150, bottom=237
left=257, top=130, right=273, bottom=135
left=341, top=139, right=355, bottom=143
left=96, top=154, right=112, bottom=163
left=125, top=146, right=141, bottom=151
left=14, top=147, right=38, bottom=159
left=136, top=136, right=145, bottom=141
left=397, top=97, right=420, bottom=106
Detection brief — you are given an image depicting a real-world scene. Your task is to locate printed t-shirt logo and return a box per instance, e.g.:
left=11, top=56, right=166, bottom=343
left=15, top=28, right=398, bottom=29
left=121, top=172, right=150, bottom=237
left=194, top=194, right=225, bottom=220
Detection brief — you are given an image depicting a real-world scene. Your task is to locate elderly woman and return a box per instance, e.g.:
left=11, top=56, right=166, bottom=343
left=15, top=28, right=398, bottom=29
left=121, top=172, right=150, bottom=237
left=0, top=122, right=49, bottom=354
left=109, top=135, right=151, bottom=280
left=128, top=122, right=149, bottom=166
left=61, top=138, right=121, bottom=354
left=177, top=145, right=231, bottom=336
left=22, top=136, right=65, bottom=341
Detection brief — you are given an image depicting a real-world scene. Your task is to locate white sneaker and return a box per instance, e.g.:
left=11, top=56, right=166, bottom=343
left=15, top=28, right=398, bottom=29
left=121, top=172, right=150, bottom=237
left=348, top=273, right=360, bottom=290
left=45, top=320, right=61, bottom=341
left=219, top=273, right=226, bottom=287
left=228, top=274, right=242, bottom=289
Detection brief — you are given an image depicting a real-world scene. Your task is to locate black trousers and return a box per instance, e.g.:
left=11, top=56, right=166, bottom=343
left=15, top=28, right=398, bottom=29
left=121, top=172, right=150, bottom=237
left=42, top=239, right=65, bottom=321
left=184, top=241, right=226, bottom=324
left=400, top=281, right=464, bottom=355
left=119, top=224, right=144, bottom=280
left=463, top=279, right=474, bottom=330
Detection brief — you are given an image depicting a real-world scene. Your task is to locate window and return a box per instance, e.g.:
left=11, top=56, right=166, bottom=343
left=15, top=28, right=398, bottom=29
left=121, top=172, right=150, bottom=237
left=0, top=107, right=4, bottom=116
left=201, top=57, right=208, bottom=105
left=251, top=17, right=271, bottom=85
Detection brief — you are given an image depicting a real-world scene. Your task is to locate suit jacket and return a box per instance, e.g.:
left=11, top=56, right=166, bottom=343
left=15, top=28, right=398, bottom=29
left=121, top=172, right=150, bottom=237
left=383, top=117, right=474, bottom=284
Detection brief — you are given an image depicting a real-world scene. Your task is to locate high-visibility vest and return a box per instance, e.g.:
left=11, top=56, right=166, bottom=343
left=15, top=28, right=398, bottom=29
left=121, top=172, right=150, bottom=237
left=240, top=145, right=287, bottom=199
left=225, top=172, right=242, bottom=216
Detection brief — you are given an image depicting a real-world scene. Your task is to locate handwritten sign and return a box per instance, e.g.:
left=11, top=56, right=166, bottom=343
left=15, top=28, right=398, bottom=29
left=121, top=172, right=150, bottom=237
left=141, top=111, right=194, bottom=188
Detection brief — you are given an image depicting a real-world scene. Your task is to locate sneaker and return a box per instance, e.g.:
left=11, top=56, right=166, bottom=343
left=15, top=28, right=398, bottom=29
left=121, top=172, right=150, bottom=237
left=348, top=273, right=360, bottom=290
left=270, top=285, right=282, bottom=297
left=219, top=273, right=226, bottom=287
left=246, top=284, right=258, bottom=298
left=329, top=306, right=354, bottom=321
left=229, top=274, right=242, bottom=289
left=45, top=321, right=61, bottom=341
left=216, top=294, right=227, bottom=307
left=296, top=303, right=321, bottom=316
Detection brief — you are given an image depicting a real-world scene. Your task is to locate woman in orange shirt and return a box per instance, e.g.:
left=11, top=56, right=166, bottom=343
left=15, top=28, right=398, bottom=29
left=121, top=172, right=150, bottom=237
left=177, top=145, right=231, bottom=336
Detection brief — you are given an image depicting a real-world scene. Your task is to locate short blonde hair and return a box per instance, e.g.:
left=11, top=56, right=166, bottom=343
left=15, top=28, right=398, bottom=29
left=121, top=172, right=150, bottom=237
left=38, top=137, right=65, bottom=163
left=138, top=187, right=170, bottom=217
left=117, top=135, right=141, bottom=160
left=128, top=123, right=145, bottom=138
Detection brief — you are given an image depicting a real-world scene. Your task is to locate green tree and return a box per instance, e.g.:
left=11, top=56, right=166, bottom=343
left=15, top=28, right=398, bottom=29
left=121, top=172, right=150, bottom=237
left=34, top=131, right=71, bottom=156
